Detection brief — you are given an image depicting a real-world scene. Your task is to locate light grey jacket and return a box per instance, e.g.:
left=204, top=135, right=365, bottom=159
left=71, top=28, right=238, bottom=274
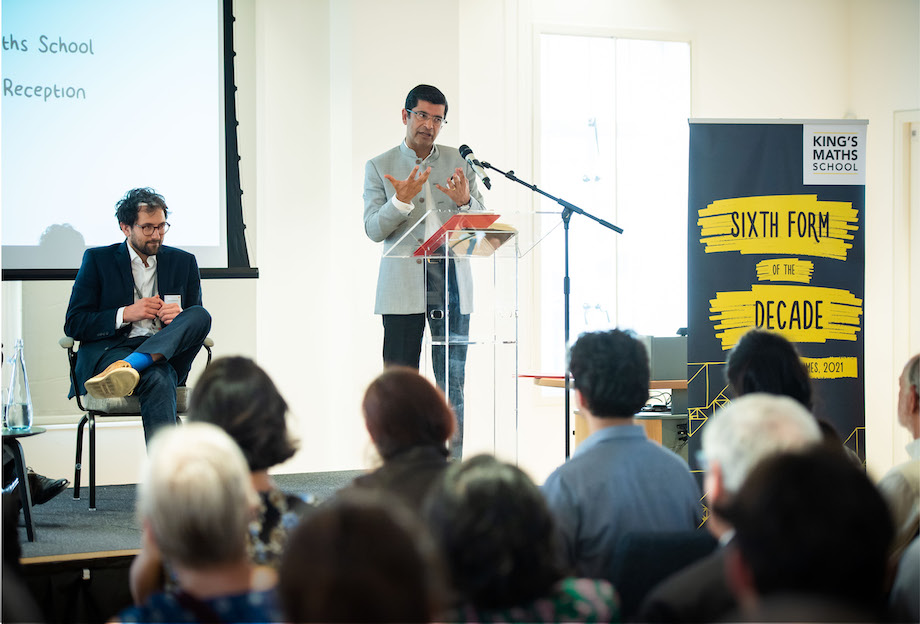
left=364, top=142, right=486, bottom=315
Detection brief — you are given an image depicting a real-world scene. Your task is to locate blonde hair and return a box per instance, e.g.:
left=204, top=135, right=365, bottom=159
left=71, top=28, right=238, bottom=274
left=137, top=422, right=258, bottom=568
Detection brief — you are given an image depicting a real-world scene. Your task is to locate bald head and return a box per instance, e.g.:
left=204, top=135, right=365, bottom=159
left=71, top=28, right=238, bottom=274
left=897, top=355, right=920, bottom=439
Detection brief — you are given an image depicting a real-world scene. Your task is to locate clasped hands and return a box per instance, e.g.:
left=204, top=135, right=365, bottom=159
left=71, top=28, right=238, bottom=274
left=123, top=295, right=182, bottom=325
left=384, top=165, right=471, bottom=207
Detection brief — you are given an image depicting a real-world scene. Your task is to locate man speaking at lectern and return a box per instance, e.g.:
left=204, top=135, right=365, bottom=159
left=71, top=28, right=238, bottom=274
left=363, top=84, right=486, bottom=460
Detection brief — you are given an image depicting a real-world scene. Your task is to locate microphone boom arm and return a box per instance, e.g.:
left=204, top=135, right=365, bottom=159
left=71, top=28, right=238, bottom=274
left=480, top=161, right=623, bottom=234
left=479, top=158, right=622, bottom=460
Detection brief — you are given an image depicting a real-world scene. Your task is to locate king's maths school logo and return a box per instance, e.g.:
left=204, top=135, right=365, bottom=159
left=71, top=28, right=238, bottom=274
left=803, top=123, right=867, bottom=186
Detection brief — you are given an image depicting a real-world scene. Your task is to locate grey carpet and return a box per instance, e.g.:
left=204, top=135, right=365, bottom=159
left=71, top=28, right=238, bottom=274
left=16, top=470, right=365, bottom=559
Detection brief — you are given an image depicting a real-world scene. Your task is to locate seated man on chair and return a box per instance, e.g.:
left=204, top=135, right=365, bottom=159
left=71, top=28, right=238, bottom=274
left=64, top=187, right=211, bottom=443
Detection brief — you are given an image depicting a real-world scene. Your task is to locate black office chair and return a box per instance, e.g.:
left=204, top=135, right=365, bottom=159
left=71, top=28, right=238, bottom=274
left=608, top=529, right=719, bottom=621
left=60, top=336, right=213, bottom=510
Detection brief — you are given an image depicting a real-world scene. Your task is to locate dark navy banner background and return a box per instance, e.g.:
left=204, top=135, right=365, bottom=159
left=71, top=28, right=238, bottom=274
left=687, top=122, right=866, bottom=479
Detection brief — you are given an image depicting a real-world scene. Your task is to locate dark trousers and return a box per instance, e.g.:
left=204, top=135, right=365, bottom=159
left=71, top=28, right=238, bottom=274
left=92, top=305, right=211, bottom=444
left=382, top=259, right=469, bottom=460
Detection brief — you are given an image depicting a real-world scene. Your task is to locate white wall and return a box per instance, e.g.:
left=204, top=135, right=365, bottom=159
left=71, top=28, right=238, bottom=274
left=5, top=0, right=917, bottom=485
left=847, top=0, right=920, bottom=478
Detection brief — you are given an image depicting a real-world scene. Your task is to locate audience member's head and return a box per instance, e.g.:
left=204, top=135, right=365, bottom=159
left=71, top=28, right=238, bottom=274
left=724, top=329, right=859, bottom=458
left=568, top=329, right=649, bottom=418
left=279, top=492, right=443, bottom=623
left=878, top=353, right=920, bottom=574
left=719, top=448, right=894, bottom=617
left=702, top=394, right=822, bottom=497
left=726, top=328, right=813, bottom=410
left=189, top=356, right=297, bottom=472
left=1, top=563, right=43, bottom=624
left=2, top=494, right=22, bottom=571
left=897, top=354, right=920, bottom=439
left=424, top=454, right=564, bottom=610
left=726, top=594, right=882, bottom=623
left=2, top=493, right=44, bottom=623
left=363, top=366, right=454, bottom=460
left=137, top=423, right=257, bottom=570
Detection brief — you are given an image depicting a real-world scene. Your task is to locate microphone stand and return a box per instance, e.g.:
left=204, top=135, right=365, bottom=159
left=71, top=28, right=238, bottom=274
left=480, top=159, right=623, bottom=458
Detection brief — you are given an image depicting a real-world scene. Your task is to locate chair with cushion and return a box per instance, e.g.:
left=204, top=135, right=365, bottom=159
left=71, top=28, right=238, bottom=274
left=60, top=336, right=213, bottom=510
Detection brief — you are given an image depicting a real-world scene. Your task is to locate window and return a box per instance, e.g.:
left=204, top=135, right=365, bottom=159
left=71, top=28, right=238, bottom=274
left=539, top=34, right=690, bottom=372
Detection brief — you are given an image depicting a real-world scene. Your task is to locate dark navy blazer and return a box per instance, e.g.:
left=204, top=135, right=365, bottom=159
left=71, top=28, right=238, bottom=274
left=64, top=241, right=202, bottom=397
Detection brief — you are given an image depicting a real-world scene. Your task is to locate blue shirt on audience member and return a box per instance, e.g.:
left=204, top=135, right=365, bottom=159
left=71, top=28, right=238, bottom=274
left=542, top=424, right=702, bottom=580
left=116, top=587, right=281, bottom=624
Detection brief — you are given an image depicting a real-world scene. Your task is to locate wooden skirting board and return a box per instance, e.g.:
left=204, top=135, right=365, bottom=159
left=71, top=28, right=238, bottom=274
left=22, top=549, right=140, bottom=566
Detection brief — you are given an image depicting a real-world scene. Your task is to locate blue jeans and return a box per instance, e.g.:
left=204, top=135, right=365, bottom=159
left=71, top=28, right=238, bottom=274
left=93, top=305, right=211, bottom=444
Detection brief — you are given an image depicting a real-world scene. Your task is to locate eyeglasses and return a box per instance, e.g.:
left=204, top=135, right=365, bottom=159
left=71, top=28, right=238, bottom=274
left=406, top=109, right=446, bottom=127
left=135, top=222, right=170, bottom=235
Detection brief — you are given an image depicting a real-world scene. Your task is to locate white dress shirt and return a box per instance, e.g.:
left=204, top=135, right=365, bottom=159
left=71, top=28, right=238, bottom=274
left=115, top=243, right=158, bottom=338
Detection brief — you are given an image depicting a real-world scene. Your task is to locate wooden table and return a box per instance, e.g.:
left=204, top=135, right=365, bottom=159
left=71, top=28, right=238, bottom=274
left=526, top=376, right=688, bottom=447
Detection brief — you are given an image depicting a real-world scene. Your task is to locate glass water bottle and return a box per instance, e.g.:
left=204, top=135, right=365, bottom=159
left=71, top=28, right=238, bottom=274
left=5, top=339, right=34, bottom=431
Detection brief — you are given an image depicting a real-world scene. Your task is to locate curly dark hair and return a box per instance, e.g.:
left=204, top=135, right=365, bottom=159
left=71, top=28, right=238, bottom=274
left=405, top=84, right=448, bottom=118
left=115, top=187, right=168, bottom=227
left=363, top=367, right=455, bottom=460
left=568, top=329, right=650, bottom=418
left=424, top=454, right=564, bottom=609
left=188, top=356, right=297, bottom=472
left=725, top=328, right=813, bottom=410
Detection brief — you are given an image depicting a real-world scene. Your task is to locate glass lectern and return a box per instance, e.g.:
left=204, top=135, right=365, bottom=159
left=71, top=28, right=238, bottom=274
left=384, top=209, right=519, bottom=461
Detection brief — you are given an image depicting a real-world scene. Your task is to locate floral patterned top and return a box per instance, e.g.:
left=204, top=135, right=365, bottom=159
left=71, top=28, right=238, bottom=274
left=450, top=578, right=621, bottom=623
left=247, top=488, right=314, bottom=568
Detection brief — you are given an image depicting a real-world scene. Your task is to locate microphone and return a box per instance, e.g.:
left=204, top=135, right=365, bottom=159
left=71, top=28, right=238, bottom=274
left=459, top=144, right=491, bottom=190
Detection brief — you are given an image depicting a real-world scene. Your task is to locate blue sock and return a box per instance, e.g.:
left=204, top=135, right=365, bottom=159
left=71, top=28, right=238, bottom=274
left=124, top=352, right=155, bottom=372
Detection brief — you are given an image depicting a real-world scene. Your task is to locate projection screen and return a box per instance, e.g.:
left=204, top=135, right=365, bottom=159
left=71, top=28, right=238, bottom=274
left=2, top=0, right=250, bottom=276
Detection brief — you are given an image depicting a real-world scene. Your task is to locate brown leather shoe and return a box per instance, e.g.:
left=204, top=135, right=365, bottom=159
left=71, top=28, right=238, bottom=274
left=84, top=360, right=139, bottom=398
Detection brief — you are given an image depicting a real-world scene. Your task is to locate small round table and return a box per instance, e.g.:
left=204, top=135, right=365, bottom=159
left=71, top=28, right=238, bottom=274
left=2, top=426, right=47, bottom=542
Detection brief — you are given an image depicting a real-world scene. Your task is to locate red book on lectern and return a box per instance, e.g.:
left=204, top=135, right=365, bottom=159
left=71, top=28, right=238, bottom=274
left=413, top=213, right=501, bottom=257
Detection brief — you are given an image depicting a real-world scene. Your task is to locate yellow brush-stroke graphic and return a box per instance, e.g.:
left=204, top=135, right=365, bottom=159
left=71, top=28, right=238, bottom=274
left=710, top=284, right=862, bottom=350
left=698, top=195, right=858, bottom=260
left=756, top=258, right=814, bottom=284
left=801, top=357, right=858, bottom=379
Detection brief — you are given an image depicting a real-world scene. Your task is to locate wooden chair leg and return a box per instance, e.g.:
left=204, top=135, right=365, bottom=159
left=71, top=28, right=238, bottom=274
left=74, top=414, right=88, bottom=500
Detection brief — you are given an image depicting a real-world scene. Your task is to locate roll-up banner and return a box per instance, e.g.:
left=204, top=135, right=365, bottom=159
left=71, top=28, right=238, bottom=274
left=687, top=120, right=867, bottom=477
